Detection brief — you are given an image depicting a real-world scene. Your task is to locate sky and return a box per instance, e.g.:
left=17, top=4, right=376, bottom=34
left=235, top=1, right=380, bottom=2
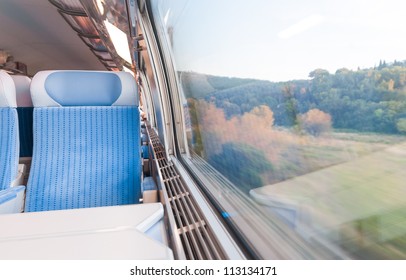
left=153, top=0, right=406, bottom=82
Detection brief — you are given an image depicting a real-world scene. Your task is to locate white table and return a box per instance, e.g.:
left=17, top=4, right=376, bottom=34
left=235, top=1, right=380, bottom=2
left=0, top=203, right=174, bottom=259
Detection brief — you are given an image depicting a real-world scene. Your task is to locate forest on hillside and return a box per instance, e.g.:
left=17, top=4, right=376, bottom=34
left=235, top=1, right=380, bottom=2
left=181, top=60, right=406, bottom=134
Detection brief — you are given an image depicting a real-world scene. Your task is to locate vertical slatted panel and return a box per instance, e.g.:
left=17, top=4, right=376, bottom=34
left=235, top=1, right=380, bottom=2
left=147, top=125, right=225, bottom=260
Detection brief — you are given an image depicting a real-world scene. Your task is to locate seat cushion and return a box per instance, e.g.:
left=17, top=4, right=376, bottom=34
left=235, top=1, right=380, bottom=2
left=25, top=106, right=141, bottom=212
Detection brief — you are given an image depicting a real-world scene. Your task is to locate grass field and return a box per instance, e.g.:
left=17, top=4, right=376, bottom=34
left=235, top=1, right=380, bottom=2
left=252, top=138, right=406, bottom=259
left=262, top=131, right=406, bottom=185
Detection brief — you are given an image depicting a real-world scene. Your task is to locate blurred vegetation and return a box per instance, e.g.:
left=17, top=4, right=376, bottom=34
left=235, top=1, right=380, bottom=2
left=208, top=142, right=273, bottom=193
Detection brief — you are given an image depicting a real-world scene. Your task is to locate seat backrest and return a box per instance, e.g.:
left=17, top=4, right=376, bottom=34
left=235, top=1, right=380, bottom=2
left=0, top=71, right=19, bottom=190
left=12, top=75, right=33, bottom=157
left=25, top=70, right=141, bottom=212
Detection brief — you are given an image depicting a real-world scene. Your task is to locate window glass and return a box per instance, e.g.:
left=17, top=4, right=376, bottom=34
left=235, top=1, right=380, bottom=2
left=152, top=0, right=406, bottom=259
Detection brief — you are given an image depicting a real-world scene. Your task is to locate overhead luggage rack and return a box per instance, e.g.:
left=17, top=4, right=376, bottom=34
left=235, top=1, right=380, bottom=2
left=48, top=0, right=121, bottom=71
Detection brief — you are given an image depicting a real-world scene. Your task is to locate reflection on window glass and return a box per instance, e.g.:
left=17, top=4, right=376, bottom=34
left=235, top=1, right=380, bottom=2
left=100, top=0, right=128, bottom=31
left=152, top=0, right=406, bottom=259
left=98, top=0, right=132, bottom=63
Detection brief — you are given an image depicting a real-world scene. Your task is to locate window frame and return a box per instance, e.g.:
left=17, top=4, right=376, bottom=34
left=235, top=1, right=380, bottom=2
left=145, top=0, right=333, bottom=259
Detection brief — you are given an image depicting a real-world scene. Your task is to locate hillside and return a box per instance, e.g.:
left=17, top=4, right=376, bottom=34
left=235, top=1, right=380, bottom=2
left=181, top=60, right=406, bottom=134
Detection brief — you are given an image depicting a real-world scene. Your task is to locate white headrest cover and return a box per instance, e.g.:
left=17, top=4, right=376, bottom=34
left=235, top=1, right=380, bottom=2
left=0, top=70, right=17, bottom=108
left=11, top=75, right=32, bottom=107
left=31, top=70, right=138, bottom=107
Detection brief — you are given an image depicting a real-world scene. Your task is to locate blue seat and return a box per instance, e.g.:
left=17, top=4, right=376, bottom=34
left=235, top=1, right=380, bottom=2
left=142, top=144, right=149, bottom=159
left=25, top=70, right=141, bottom=212
left=0, top=71, right=26, bottom=214
left=12, top=75, right=33, bottom=157
left=0, top=71, right=19, bottom=190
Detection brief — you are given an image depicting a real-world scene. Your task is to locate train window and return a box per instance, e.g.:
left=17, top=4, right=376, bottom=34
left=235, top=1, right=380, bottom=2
left=151, top=0, right=406, bottom=259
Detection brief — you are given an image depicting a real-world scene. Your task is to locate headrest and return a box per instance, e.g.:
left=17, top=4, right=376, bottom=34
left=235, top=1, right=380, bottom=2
left=11, top=75, right=32, bottom=107
left=31, top=70, right=138, bottom=107
left=0, top=70, right=17, bottom=108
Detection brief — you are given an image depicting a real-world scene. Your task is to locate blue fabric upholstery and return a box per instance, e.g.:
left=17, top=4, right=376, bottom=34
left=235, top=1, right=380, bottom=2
left=142, top=145, right=149, bottom=159
left=0, top=108, right=19, bottom=190
left=142, top=177, right=157, bottom=192
left=25, top=106, right=141, bottom=212
left=17, top=107, right=34, bottom=157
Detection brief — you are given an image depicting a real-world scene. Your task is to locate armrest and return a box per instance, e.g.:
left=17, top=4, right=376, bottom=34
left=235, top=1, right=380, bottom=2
left=0, top=189, right=16, bottom=203
left=0, top=186, right=26, bottom=214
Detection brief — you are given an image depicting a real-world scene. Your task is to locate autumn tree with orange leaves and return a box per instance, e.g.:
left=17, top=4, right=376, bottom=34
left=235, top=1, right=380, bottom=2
left=299, top=109, right=332, bottom=136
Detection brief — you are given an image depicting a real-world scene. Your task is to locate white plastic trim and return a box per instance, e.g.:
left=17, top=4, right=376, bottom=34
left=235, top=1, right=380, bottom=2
left=12, top=75, right=32, bottom=107
left=0, top=70, right=17, bottom=108
left=30, top=70, right=61, bottom=107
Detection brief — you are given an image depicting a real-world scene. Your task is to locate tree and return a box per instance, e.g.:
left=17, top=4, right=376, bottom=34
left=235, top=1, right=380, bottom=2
left=241, top=105, right=274, bottom=128
left=197, top=100, right=238, bottom=156
left=309, top=68, right=330, bottom=79
left=396, top=118, right=406, bottom=133
left=299, top=109, right=332, bottom=136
